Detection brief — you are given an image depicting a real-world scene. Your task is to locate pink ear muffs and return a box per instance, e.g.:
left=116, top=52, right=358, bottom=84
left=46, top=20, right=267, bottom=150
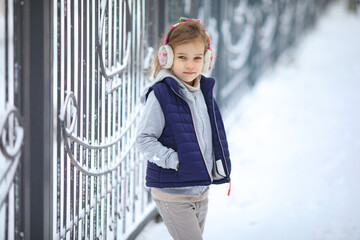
left=158, top=17, right=215, bottom=74
left=158, top=45, right=174, bottom=69
left=202, top=49, right=215, bottom=74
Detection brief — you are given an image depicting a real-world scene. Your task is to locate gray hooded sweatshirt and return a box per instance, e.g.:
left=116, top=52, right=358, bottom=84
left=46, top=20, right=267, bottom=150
left=136, top=70, right=217, bottom=197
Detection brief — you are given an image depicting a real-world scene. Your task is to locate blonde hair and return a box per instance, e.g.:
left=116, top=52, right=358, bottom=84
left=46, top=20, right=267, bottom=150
left=153, top=19, right=210, bottom=79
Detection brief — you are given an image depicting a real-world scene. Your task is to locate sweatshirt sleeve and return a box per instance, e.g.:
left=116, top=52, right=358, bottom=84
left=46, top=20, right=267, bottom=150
left=136, top=91, right=179, bottom=170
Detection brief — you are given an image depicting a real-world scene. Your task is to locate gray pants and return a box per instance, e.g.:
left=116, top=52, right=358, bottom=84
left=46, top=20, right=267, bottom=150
left=154, top=197, right=209, bottom=240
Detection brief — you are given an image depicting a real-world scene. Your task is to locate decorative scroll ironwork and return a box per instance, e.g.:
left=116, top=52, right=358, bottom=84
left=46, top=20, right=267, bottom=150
left=222, top=0, right=256, bottom=69
left=258, top=0, right=279, bottom=51
left=59, top=91, right=141, bottom=176
left=0, top=155, right=20, bottom=208
left=54, top=1, right=151, bottom=239
left=0, top=106, right=23, bottom=208
left=0, top=106, right=23, bottom=160
left=98, top=0, right=132, bottom=79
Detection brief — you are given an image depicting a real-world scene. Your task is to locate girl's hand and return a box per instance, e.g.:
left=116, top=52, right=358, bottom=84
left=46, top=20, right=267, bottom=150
left=177, top=163, right=179, bottom=170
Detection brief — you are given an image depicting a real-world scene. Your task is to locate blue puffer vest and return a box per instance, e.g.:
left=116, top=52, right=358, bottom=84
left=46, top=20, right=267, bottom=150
left=145, top=76, right=231, bottom=188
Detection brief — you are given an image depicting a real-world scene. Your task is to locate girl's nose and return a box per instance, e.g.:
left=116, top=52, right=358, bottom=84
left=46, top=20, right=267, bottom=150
left=186, top=61, right=194, bottom=69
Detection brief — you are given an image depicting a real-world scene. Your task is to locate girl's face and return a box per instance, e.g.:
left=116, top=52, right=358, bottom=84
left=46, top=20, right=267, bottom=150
left=172, top=40, right=205, bottom=85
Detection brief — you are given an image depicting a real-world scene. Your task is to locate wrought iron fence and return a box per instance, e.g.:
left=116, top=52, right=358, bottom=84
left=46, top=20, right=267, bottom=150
left=0, top=0, right=330, bottom=239
left=53, top=0, right=157, bottom=239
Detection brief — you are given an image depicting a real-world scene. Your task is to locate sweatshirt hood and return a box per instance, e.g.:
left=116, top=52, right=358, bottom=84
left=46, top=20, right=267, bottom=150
left=140, top=70, right=187, bottom=104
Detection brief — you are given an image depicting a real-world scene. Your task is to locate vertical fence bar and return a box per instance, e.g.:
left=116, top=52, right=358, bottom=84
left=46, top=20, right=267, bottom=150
left=5, top=4, right=14, bottom=237
left=65, top=0, right=71, bottom=238
left=0, top=1, right=5, bottom=237
left=0, top=2, right=4, bottom=110
left=0, top=1, right=13, bottom=239
left=23, top=0, right=52, bottom=238
left=51, top=0, right=58, bottom=238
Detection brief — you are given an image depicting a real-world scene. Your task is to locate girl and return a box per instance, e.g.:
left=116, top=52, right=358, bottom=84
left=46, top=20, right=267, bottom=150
left=136, top=17, right=231, bottom=240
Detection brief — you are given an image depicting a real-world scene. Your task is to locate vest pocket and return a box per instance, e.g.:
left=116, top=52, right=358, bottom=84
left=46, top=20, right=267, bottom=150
left=215, top=159, right=226, bottom=178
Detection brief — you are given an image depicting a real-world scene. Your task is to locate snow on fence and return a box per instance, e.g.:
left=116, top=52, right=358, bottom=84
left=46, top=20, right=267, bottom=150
left=0, top=0, right=329, bottom=239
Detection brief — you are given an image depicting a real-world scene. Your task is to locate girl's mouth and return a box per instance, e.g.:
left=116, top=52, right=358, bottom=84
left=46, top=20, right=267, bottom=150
left=184, top=72, right=195, bottom=75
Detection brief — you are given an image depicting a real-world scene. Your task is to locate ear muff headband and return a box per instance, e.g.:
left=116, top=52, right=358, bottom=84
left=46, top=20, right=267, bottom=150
left=157, top=17, right=215, bottom=73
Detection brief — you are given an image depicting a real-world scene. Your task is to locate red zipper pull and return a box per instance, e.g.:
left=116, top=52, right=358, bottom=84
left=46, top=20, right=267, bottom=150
left=227, top=181, right=231, bottom=196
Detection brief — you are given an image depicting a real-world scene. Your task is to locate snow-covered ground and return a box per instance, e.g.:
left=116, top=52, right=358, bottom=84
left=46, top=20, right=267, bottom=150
left=136, top=1, right=360, bottom=239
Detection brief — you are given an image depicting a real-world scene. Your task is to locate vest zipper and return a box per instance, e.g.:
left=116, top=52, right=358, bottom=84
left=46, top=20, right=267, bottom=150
left=212, top=98, right=231, bottom=195
left=170, top=87, right=212, bottom=182
left=212, top=98, right=230, bottom=178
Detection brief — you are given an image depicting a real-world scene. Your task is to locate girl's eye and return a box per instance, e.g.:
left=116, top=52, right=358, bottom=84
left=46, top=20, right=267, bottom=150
left=178, top=56, right=186, bottom=60
left=194, top=57, right=202, bottom=60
